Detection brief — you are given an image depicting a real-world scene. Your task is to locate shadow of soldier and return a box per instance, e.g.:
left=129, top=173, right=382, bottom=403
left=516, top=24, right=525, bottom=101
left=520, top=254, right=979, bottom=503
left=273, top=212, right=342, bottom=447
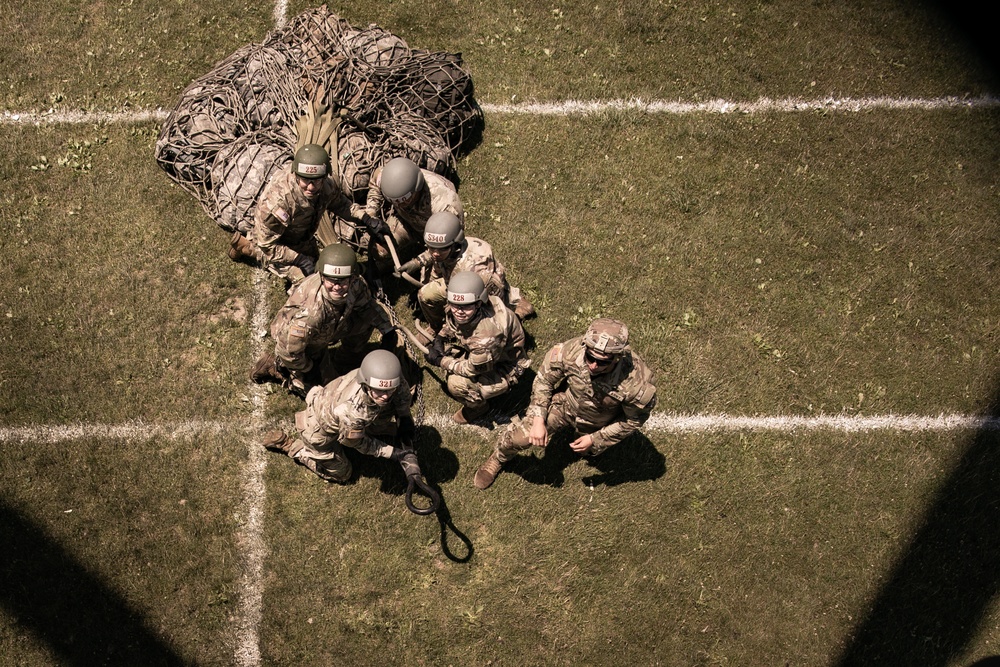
left=505, top=430, right=666, bottom=488
left=343, top=424, right=459, bottom=496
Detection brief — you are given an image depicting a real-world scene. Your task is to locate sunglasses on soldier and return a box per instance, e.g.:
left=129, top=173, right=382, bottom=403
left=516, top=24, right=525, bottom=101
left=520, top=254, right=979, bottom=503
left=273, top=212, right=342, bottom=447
left=584, top=349, right=616, bottom=367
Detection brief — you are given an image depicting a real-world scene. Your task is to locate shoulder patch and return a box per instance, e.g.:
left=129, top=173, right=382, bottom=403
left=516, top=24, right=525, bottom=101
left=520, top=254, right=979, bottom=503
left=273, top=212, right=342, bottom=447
left=550, top=343, right=564, bottom=364
left=273, top=207, right=289, bottom=223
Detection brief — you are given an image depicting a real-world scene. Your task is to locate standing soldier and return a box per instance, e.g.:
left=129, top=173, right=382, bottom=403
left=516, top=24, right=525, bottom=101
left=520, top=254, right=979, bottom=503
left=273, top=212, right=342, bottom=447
left=423, top=271, right=530, bottom=424
left=261, top=349, right=422, bottom=484
left=473, top=318, right=657, bottom=490
left=229, top=144, right=388, bottom=284
left=365, top=157, right=463, bottom=265
left=394, top=211, right=535, bottom=334
left=251, top=244, right=397, bottom=395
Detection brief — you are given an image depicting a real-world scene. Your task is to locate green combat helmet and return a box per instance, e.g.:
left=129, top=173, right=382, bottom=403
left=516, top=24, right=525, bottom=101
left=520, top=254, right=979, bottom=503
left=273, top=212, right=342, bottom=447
left=380, top=157, right=424, bottom=204
left=583, top=318, right=630, bottom=354
left=447, top=271, right=488, bottom=305
left=293, top=144, right=331, bottom=179
left=357, top=349, right=402, bottom=391
left=317, top=243, right=357, bottom=278
left=423, top=212, right=464, bottom=249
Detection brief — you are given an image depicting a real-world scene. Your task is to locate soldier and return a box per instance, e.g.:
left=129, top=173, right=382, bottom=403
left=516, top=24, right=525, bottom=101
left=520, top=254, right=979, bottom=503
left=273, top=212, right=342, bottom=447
left=261, top=349, right=422, bottom=484
left=473, top=318, right=657, bottom=490
left=365, top=157, right=463, bottom=265
left=394, top=211, right=535, bottom=334
left=250, top=244, right=398, bottom=395
left=229, top=144, right=388, bottom=284
left=424, top=271, right=530, bottom=424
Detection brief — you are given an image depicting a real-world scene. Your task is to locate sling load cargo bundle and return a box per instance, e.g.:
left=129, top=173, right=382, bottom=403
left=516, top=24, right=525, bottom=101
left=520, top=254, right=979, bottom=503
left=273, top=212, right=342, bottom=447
left=155, top=5, right=483, bottom=246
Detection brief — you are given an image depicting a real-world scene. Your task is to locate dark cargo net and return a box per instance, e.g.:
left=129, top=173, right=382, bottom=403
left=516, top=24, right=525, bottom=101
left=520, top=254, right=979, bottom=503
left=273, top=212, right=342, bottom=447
left=155, top=5, right=483, bottom=238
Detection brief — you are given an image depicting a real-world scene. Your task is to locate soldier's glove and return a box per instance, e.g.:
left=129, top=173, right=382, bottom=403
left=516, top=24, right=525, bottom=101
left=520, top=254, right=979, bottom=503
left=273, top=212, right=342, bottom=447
left=379, top=328, right=399, bottom=351
left=393, top=258, right=421, bottom=277
left=424, top=336, right=446, bottom=367
left=392, top=450, right=422, bottom=480
left=361, top=214, right=390, bottom=245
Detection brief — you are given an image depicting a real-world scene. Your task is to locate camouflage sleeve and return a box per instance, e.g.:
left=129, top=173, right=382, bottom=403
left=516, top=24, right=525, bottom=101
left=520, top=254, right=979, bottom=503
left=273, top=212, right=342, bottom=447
left=364, top=168, right=386, bottom=218
left=327, top=190, right=367, bottom=222
left=590, top=384, right=658, bottom=454
left=334, top=405, right=394, bottom=459
left=441, top=340, right=498, bottom=378
left=526, top=343, right=566, bottom=419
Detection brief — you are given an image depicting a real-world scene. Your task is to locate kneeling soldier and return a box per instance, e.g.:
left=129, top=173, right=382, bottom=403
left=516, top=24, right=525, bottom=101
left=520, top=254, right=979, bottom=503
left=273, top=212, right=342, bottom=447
left=394, top=211, right=534, bottom=334
left=261, top=349, right=421, bottom=484
left=424, top=271, right=530, bottom=424
left=474, top=318, right=657, bottom=490
left=250, top=243, right=397, bottom=395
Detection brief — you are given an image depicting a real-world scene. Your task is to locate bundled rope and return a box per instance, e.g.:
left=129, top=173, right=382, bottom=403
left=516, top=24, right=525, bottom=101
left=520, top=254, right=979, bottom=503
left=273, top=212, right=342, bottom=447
left=155, top=4, right=483, bottom=236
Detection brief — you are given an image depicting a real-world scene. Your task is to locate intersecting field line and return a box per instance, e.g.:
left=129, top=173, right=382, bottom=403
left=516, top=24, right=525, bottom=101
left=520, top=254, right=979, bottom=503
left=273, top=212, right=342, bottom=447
left=2, top=30, right=998, bottom=666
left=4, top=95, right=1000, bottom=127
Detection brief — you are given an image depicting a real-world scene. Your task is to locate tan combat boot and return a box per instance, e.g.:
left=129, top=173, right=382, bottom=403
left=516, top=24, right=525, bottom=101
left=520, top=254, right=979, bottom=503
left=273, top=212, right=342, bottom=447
left=250, top=352, right=282, bottom=384
left=262, top=429, right=301, bottom=456
left=514, top=296, right=535, bottom=320
left=228, top=231, right=257, bottom=263
left=473, top=452, right=504, bottom=490
left=451, top=402, right=490, bottom=425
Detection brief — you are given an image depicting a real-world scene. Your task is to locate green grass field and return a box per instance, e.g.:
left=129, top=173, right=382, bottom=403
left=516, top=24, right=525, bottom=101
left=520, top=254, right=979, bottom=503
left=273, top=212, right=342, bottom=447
left=2, top=1, right=999, bottom=665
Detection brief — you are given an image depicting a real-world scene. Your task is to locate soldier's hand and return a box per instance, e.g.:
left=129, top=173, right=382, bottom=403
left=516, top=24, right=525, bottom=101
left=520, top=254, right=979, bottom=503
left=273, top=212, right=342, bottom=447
left=424, top=336, right=445, bottom=367
left=394, top=258, right=421, bottom=277
left=362, top=214, right=389, bottom=244
left=569, top=434, right=594, bottom=454
left=528, top=415, right=548, bottom=448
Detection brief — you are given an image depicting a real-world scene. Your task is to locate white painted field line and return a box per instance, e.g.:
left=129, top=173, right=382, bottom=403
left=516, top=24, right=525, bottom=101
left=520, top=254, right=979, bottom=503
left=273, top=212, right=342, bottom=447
left=273, top=0, right=288, bottom=29
left=3, top=412, right=998, bottom=445
left=233, top=270, right=271, bottom=667
left=4, top=95, right=1000, bottom=127
left=480, top=95, right=1000, bottom=116
left=0, top=418, right=232, bottom=444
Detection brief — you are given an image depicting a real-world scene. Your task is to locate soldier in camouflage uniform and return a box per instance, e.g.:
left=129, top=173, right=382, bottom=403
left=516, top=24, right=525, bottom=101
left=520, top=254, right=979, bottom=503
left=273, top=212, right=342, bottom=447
left=424, top=271, right=530, bottom=424
left=251, top=244, right=397, bottom=396
left=473, top=318, right=657, bottom=490
left=262, top=349, right=422, bottom=484
left=394, top=211, right=535, bottom=334
left=364, top=157, right=464, bottom=266
left=229, top=144, right=388, bottom=284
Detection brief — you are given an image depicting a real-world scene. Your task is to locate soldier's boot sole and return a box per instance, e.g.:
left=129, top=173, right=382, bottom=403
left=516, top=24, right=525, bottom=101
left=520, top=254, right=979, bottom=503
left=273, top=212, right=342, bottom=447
left=474, top=453, right=504, bottom=490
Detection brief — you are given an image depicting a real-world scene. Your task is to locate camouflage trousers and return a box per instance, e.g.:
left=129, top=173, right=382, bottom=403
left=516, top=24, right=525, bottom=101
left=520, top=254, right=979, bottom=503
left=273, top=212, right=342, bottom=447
left=445, top=370, right=515, bottom=411
left=289, top=409, right=398, bottom=483
left=496, top=392, right=593, bottom=462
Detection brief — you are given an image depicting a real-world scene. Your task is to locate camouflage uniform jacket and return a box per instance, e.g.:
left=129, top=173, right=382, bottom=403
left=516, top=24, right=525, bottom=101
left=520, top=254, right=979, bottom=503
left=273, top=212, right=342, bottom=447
left=438, top=295, right=530, bottom=382
left=271, top=273, right=392, bottom=372
left=252, top=167, right=365, bottom=268
left=300, top=372, right=412, bottom=458
left=412, top=237, right=507, bottom=295
left=365, top=166, right=464, bottom=236
left=526, top=336, right=657, bottom=452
